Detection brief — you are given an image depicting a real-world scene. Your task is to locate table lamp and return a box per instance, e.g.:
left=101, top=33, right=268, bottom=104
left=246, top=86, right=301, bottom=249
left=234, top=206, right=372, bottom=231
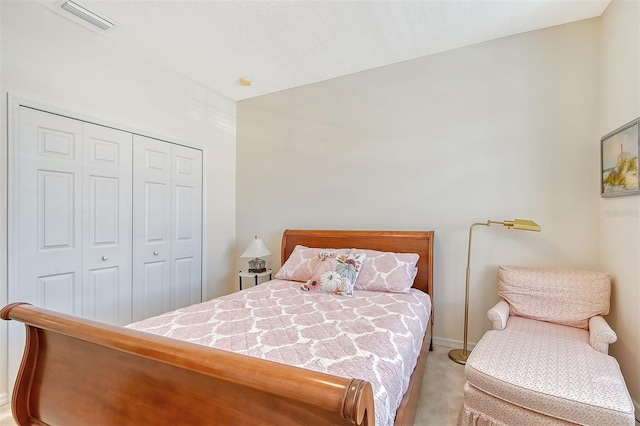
left=449, top=219, right=541, bottom=365
left=241, top=236, right=271, bottom=273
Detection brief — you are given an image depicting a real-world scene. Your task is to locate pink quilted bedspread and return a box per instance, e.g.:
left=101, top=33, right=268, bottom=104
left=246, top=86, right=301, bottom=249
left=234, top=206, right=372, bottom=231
left=128, top=279, right=432, bottom=426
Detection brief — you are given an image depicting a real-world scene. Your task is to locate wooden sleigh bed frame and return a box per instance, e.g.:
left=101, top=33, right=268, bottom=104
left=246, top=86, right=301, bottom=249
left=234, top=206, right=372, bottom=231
left=2, top=229, right=434, bottom=426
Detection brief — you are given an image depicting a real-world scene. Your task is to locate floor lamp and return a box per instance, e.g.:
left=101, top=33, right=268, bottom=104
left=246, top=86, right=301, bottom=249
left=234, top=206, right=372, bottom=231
left=448, top=219, right=541, bottom=365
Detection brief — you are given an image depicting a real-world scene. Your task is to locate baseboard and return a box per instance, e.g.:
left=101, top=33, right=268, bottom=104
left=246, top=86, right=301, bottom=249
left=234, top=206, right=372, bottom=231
left=432, top=336, right=477, bottom=351
left=0, top=392, right=7, bottom=405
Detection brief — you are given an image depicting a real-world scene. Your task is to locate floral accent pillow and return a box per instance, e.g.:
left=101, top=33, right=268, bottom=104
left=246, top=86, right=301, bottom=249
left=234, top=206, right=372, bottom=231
left=301, top=252, right=366, bottom=296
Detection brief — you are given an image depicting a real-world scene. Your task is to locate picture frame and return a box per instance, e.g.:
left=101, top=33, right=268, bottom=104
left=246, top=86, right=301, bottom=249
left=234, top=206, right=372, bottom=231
left=601, top=118, right=640, bottom=197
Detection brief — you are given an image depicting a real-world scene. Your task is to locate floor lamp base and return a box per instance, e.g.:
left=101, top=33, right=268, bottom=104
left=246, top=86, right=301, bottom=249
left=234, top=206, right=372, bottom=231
left=448, top=348, right=470, bottom=365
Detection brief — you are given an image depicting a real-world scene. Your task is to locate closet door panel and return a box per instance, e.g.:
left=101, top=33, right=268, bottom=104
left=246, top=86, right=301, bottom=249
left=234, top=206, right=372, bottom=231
left=146, top=182, right=170, bottom=241
left=16, top=107, right=83, bottom=315
left=133, top=135, right=172, bottom=321
left=82, top=123, right=133, bottom=325
left=171, top=145, right=203, bottom=307
left=87, top=267, right=120, bottom=324
left=173, top=258, right=194, bottom=309
left=142, top=260, right=169, bottom=316
left=37, top=273, right=76, bottom=313
left=39, top=171, right=76, bottom=248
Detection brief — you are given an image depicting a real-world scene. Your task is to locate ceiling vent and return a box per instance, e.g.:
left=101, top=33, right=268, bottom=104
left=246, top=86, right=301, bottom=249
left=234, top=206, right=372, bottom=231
left=60, top=0, right=116, bottom=31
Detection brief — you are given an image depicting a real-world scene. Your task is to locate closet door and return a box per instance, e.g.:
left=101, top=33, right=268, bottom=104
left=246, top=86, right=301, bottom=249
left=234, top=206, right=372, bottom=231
left=14, top=108, right=134, bottom=324
left=132, top=136, right=203, bottom=321
left=171, top=145, right=203, bottom=308
left=82, top=123, right=133, bottom=325
left=132, top=135, right=173, bottom=321
left=15, top=107, right=83, bottom=315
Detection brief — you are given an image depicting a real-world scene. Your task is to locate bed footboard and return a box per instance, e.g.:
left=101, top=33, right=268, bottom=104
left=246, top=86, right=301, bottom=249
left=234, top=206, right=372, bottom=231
left=1, top=303, right=374, bottom=426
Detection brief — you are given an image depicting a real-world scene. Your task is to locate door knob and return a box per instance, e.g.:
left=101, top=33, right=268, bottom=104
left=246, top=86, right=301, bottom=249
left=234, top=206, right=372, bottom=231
left=153, top=251, right=159, bottom=256
left=101, top=256, right=108, bottom=261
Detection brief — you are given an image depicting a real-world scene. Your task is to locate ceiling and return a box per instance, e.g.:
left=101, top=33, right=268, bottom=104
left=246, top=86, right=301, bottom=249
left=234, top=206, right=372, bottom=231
left=39, top=0, right=610, bottom=101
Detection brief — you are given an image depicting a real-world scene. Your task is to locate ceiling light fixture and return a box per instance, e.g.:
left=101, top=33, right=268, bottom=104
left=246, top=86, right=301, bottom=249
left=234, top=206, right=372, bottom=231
left=239, top=77, right=252, bottom=87
left=61, top=0, right=116, bottom=30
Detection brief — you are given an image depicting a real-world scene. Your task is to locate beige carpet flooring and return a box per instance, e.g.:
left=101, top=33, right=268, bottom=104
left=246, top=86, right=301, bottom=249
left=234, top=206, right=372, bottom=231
left=0, top=401, right=15, bottom=426
left=417, top=345, right=466, bottom=425
left=0, top=345, right=467, bottom=426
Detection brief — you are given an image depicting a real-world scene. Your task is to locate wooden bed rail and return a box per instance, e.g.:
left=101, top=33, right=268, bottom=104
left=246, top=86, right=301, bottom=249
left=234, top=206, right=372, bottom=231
left=1, top=302, right=375, bottom=425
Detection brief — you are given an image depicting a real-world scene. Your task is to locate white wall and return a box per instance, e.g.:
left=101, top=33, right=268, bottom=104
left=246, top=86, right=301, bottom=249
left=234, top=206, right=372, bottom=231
left=0, top=1, right=237, bottom=399
left=237, top=19, right=601, bottom=349
left=598, top=0, right=640, bottom=408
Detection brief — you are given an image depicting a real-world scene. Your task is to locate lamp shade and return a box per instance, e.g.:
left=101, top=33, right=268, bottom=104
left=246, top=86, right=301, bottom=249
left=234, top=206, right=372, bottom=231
left=510, top=219, right=541, bottom=232
left=241, top=236, right=271, bottom=258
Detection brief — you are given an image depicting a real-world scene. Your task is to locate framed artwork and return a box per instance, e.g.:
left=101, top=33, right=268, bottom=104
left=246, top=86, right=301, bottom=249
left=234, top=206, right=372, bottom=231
left=601, top=118, right=640, bottom=197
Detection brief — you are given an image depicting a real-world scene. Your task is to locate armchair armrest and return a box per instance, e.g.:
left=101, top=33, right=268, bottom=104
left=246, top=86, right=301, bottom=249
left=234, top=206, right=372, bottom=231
left=487, top=300, right=510, bottom=330
left=589, top=316, right=617, bottom=354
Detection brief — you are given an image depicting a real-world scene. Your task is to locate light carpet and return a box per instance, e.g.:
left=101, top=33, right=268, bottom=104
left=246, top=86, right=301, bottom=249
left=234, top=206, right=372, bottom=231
left=0, top=402, right=14, bottom=426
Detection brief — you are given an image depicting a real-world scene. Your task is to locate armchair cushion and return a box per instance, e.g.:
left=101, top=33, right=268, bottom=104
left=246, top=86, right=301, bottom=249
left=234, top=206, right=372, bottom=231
left=498, top=266, right=610, bottom=329
left=487, top=300, right=510, bottom=330
left=465, top=316, right=635, bottom=425
left=589, top=315, right=617, bottom=354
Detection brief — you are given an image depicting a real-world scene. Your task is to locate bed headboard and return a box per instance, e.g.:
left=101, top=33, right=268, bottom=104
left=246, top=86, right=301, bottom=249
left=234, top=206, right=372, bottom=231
left=281, top=229, right=434, bottom=297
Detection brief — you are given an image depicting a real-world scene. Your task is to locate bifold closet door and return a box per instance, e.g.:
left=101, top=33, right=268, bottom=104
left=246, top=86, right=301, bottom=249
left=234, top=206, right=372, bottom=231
left=171, top=144, right=203, bottom=310
left=82, top=123, right=133, bottom=325
left=132, top=135, right=202, bottom=321
left=15, top=108, right=83, bottom=316
left=14, top=107, right=133, bottom=325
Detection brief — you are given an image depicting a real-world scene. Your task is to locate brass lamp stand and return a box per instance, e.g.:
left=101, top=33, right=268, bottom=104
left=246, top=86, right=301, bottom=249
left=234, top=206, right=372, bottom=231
left=448, top=219, right=541, bottom=365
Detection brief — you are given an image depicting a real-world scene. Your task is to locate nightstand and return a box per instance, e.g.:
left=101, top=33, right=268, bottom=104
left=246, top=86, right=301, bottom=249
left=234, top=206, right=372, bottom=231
left=238, top=269, right=272, bottom=290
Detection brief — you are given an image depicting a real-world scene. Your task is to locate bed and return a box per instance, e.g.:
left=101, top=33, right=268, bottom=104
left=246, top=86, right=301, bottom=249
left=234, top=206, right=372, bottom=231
left=1, top=229, right=434, bottom=426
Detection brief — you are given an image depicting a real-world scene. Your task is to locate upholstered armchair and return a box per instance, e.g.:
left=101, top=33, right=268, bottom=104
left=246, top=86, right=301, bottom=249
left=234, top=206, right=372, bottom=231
left=458, top=266, right=635, bottom=426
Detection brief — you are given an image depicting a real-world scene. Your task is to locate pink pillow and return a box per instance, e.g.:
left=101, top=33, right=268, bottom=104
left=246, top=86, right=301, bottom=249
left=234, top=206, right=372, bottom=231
left=301, top=252, right=366, bottom=296
left=277, top=246, right=420, bottom=294
left=354, top=249, right=420, bottom=293
left=275, top=245, right=334, bottom=282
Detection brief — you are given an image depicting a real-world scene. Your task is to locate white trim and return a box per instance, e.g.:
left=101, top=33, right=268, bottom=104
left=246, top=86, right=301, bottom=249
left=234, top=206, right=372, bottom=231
left=432, top=336, right=477, bottom=351
left=200, top=153, right=207, bottom=304
left=9, top=95, right=206, bottom=150
left=8, top=97, right=19, bottom=307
